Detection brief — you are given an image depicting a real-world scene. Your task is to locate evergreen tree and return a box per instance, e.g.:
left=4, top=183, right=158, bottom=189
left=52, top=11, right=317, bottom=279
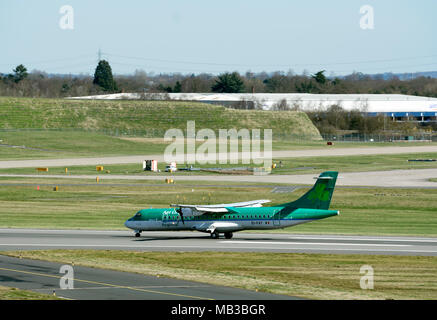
left=93, top=60, right=118, bottom=92
left=173, top=81, right=182, bottom=93
left=12, top=64, right=28, bottom=83
left=311, top=70, right=327, bottom=85
left=211, top=72, right=245, bottom=93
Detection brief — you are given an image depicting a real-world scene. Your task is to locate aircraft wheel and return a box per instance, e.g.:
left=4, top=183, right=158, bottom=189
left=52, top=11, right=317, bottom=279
left=224, top=232, right=233, bottom=239
left=210, top=232, right=220, bottom=239
left=135, top=232, right=141, bottom=238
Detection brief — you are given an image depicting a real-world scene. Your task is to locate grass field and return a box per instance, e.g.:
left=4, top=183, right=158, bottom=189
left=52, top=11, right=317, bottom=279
left=2, top=97, right=436, bottom=162
left=3, top=129, right=435, bottom=161
left=0, top=178, right=436, bottom=236
left=0, top=130, right=170, bottom=159
left=270, top=152, right=437, bottom=175
left=0, top=285, right=60, bottom=300
left=0, top=96, right=321, bottom=160
left=0, top=96, right=320, bottom=136
left=3, top=250, right=436, bottom=300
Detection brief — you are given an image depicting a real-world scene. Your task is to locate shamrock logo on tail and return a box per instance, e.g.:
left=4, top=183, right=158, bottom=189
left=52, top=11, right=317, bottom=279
left=308, top=183, right=331, bottom=203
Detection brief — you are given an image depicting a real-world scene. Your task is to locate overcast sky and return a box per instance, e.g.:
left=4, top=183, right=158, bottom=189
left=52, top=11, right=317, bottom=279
left=1, top=0, right=436, bottom=76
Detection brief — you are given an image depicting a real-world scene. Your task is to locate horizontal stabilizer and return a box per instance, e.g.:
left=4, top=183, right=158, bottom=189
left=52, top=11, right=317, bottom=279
left=313, top=176, right=334, bottom=180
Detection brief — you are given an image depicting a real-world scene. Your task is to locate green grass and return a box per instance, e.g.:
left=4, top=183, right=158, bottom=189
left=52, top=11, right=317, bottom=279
left=0, top=96, right=323, bottom=160
left=0, top=285, right=60, bottom=300
left=0, top=130, right=170, bottom=159
left=0, top=179, right=436, bottom=236
left=271, top=140, right=437, bottom=150
left=270, top=152, right=437, bottom=175
left=3, top=250, right=436, bottom=300
left=0, top=96, right=320, bottom=136
left=1, top=128, right=436, bottom=161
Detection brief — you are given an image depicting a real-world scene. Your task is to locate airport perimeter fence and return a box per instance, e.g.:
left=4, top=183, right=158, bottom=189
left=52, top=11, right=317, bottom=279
left=319, top=132, right=437, bottom=143
left=1, top=128, right=436, bottom=143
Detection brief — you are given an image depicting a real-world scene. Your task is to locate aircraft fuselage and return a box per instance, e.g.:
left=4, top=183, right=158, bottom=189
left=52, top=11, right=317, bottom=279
left=125, top=207, right=339, bottom=234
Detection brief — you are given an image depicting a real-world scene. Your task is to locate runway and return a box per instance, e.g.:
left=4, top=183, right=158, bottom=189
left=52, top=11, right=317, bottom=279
left=1, top=168, right=437, bottom=187
left=1, top=229, right=436, bottom=256
left=1, top=145, right=436, bottom=169
left=0, top=255, right=293, bottom=300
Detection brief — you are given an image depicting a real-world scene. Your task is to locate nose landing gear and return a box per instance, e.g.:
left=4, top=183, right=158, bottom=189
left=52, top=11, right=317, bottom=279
left=210, top=231, right=220, bottom=239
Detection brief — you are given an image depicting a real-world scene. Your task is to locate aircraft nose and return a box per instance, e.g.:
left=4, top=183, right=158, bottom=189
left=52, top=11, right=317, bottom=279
left=124, top=220, right=132, bottom=229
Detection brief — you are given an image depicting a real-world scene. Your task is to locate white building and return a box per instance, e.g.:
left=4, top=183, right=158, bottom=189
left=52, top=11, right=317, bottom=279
left=70, top=93, right=437, bottom=121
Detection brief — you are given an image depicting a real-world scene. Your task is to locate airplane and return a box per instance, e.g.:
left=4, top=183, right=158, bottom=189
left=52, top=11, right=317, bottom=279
left=124, top=171, right=339, bottom=239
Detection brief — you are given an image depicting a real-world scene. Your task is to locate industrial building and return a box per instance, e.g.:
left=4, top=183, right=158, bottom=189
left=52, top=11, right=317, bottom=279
left=166, top=93, right=437, bottom=122
left=71, top=92, right=437, bottom=122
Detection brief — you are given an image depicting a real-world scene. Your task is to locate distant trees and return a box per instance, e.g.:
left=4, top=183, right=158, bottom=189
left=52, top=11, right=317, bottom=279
left=1, top=66, right=437, bottom=100
left=211, top=72, right=245, bottom=93
left=305, top=104, right=419, bottom=135
left=93, top=60, right=118, bottom=92
left=157, top=81, right=182, bottom=93
left=263, top=74, right=293, bottom=93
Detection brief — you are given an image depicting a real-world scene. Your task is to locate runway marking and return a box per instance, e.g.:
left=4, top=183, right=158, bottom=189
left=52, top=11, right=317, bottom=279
left=34, top=285, right=210, bottom=291
left=2, top=229, right=437, bottom=242
left=0, top=241, right=412, bottom=248
left=1, top=244, right=436, bottom=255
left=0, top=243, right=217, bottom=248
left=221, top=241, right=411, bottom=247
left=2, top=243, right=433, bottom=255
left=0, top=266, right=213, bottom=300
left=287, top=236, right=437, bottom=243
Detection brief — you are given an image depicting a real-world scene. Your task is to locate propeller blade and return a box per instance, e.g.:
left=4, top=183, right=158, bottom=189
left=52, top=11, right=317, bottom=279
left=176, top=207, right=184, bottom=225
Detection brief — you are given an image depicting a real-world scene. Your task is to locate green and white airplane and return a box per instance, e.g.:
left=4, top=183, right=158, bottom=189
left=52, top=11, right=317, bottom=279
left=125, top=171, right=339, bottom=239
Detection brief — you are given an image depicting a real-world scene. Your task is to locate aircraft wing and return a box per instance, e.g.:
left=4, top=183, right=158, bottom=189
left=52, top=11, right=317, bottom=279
left=170, top=199, right=270, bottom=215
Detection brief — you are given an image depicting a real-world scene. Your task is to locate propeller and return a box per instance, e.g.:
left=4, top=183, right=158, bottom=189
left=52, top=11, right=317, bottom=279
left=175, top=207, right=185, bottom=225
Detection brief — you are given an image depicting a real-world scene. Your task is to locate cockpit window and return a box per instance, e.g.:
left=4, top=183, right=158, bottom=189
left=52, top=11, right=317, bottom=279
left=134, top=212, right=142, bottom=218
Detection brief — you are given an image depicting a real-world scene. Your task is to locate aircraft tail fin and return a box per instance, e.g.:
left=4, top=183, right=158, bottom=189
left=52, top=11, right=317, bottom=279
left=279, top=171, right=338, bottom=210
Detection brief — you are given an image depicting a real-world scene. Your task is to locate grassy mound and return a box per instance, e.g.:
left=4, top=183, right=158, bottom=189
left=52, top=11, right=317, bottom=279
left=0, top=97, right=321, bottom=139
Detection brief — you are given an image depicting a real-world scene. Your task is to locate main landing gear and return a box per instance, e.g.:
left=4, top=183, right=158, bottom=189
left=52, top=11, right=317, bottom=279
left=210, top=232, right=233, bottom=239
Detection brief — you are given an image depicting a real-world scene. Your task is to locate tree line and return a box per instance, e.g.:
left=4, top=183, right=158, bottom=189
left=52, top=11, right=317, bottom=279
left=1, top=62, right=437, bottom=99
left=306, top=104, right=437, bottom=135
